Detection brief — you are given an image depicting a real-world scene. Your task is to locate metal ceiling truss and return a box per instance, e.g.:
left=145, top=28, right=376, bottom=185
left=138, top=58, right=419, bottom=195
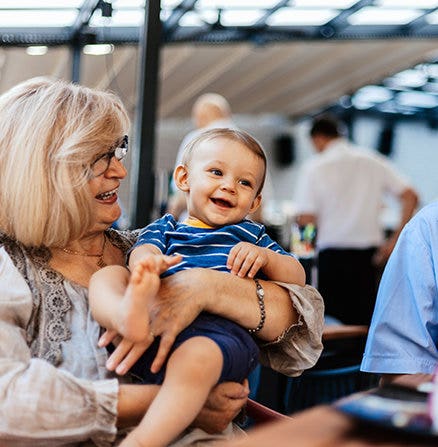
left=2, top=0, right=438, bottom=48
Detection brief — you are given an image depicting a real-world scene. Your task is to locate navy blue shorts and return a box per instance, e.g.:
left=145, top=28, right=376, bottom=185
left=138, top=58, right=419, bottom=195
left=123, top=312, right=259, bottom=385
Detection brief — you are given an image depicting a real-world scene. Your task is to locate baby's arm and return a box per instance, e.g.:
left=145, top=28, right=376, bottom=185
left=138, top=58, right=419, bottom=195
left=227, top=242, right=305, bottom=286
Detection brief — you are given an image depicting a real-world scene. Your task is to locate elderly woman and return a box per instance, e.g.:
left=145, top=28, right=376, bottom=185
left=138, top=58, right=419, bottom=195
left=0, top=78, right=324, bottom=446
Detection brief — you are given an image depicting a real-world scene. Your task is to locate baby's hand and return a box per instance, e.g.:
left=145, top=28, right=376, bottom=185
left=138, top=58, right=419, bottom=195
left=227, top=242, right=268, bottom=278
left=135, top=253, right=182, bottom=276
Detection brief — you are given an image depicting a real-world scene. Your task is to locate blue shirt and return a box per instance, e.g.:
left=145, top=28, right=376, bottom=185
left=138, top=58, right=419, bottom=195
left=134, top=214, right=293, bottom=279
left=361, top=201, right=438, bottom=375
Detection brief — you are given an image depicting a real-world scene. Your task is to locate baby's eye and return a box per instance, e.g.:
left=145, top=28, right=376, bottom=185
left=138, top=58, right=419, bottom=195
left=210, top=169, right=222, bottom=176
left=239, top=179, right=252, bottom=187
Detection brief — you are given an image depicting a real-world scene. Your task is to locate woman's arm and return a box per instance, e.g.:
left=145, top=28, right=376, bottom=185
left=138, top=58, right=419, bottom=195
left=151, top=269, right=324, bottom=377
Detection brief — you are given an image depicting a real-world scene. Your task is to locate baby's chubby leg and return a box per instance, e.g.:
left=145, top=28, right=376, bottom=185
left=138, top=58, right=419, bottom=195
left=121, top=336, right=224, bottom=447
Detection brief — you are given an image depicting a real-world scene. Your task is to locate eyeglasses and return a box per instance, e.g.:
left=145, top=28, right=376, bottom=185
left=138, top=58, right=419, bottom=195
left=89, top=135, right=129, bottom=177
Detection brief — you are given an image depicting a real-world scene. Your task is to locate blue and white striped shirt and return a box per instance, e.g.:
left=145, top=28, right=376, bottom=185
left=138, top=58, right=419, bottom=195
left=134, top=214, right=293, bottom=279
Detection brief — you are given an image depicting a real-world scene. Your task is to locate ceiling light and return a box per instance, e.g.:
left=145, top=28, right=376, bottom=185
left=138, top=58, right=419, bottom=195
left=83, top=44, right=114, bottom=55
left=26, top=46, right=48, bottom=56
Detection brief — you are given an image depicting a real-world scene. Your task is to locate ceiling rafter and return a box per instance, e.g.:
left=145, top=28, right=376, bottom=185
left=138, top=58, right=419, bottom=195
left=316, top=0, right=374, bottom=38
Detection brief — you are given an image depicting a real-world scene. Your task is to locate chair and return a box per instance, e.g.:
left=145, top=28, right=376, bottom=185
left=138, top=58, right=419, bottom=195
left=252, top=324, right=379, bottom=415
left=242, top=398, right=291, bottom=430
left=283, top=324, right=379, bottom=414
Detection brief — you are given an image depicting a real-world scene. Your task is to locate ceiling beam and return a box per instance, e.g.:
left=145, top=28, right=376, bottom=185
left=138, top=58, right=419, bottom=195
left=315, top=0, right=374, bottom=38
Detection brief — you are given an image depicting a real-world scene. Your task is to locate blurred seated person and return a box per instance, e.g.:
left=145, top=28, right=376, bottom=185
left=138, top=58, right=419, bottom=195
left=361, top=201, right=438, bottom=385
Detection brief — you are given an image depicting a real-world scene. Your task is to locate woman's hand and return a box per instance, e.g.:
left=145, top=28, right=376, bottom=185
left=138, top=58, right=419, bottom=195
left=99, top=329, right=154, bottom=376
left=193, top=380, right=250, bottom=433
left=147, top=269, right=208, bottom=373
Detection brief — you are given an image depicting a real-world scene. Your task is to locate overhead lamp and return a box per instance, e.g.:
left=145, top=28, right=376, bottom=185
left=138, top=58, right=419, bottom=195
left=83, top=44, right=114, bottom=55
left=26, top=46, right=48, bottom=56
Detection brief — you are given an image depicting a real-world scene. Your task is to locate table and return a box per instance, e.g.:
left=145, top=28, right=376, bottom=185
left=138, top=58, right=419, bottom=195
left=221, top=405, right=437, bottom=447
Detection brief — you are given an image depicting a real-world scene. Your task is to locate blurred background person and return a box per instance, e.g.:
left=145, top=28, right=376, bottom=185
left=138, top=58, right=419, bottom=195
left=293, top=114, right=418, bottom=325
left=167, top=93, right=236, bottom=220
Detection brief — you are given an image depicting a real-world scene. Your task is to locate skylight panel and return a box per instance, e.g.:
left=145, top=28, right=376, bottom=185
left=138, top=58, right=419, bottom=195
left=376, top=0, right=438, bottom=7
left=267, top=8, right=338, bottom=26
left=348, top=7, right=422, bottom=25
left=90, top=9, right=144, bottom=27
left=425, top=10, right=438, bottom=23
left=0, top=0, right=82, bottom=7
left=0, top=10, right=77, bottom=27
left=196, top=0, right=279, bottom=8
left=220, top=10, right=265, bottom=26
left=113, top=0, right=145, bottom=7
left=178, top=10, right=219, bottom=27
left=291, top=0, right=357, bottom=7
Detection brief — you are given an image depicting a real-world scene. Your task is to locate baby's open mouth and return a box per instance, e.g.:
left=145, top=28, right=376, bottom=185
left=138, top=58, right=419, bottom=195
left=211, top=198, right=232, bottom=208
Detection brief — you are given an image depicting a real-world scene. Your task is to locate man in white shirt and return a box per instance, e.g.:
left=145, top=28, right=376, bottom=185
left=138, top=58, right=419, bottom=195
left=294, top=115, right=418, bottom=325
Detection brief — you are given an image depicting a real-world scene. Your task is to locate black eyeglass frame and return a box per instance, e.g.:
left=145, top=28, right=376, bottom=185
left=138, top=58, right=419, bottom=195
left=89, top=135, right=129, bottom=177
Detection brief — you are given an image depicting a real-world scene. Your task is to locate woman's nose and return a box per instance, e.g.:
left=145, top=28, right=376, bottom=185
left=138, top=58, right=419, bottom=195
left=105, top=157, right=127, bottom=179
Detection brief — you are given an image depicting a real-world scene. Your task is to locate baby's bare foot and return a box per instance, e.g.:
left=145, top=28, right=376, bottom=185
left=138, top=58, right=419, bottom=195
left=118, top=259, right=160, bottom=342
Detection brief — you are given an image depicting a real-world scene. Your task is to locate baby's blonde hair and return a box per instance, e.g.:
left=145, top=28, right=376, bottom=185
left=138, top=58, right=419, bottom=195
left=0, top=77, right=130, bottom=247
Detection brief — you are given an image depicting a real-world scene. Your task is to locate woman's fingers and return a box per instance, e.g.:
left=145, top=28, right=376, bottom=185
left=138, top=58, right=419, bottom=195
left=106, top=339, right=134, bottom=371
left=193, top=381, right=249, bottom=433
left=115, top=339, right=152, bottom=375
left=150, top=332, right=176, bottom=373
left=98, top=328, right=119, bottom=347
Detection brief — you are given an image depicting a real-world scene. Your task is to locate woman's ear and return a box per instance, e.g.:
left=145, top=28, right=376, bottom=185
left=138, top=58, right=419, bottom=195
left=173, top=164, right=190, bottom=192
left=249, top=194, right=262, bottom=215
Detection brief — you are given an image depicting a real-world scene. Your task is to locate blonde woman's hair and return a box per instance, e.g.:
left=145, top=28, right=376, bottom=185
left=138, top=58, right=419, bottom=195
left=0, top=77, right=130, bottom=247
left=182, top=128, right=267, bottom=193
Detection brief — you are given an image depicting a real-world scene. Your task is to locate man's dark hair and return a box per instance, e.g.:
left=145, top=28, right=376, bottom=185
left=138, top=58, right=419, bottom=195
left=310, top=115, right=342, bottom=138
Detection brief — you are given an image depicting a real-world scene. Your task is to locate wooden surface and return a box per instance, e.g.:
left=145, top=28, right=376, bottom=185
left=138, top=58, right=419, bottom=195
left=220, top=405, right=437, bottom=447
left=322, top=324, right=368, bottom=341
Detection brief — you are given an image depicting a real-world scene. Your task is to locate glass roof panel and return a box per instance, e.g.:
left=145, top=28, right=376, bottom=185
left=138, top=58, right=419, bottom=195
left=178, top=10, right=220, bottom=27
left=0, top=0, right=82, bottom=7
left=376, top=0, right=438, bottom=7
left=425, top=10, right=438, bottom=24
left=113, top=0, right=145, bottom=7
left=348, top=7, right=423, bottom=25
left=267, top=8, right=339, bottom=26
left=291, top=0, right=357, bottom=7
left=221, top=10, right=265, bottom=26
left=196, top=0, right=280, bottom=8
left=90, top=9, right=144, bottom=27
left=0, top=10, right=77, bottom=27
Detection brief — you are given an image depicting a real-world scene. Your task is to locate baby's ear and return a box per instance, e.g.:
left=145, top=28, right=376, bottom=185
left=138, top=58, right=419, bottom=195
left=249, top=194, right=262, bottom=214
left=173, top=164, right=190, bottom=192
